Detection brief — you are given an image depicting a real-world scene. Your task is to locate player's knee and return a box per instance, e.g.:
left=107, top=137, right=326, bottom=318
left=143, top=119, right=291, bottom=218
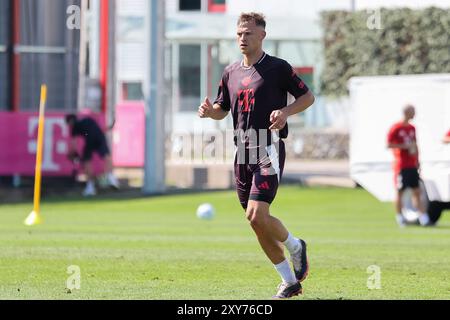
left=249, top=215, right=265, bottom=229
left=246, top=206, right=269, bottom=229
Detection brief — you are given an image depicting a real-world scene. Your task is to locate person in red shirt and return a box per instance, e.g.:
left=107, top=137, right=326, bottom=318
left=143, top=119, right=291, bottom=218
left=387, top=105, right=430, bottom=227
left=443, top=130, right=450, bottom=144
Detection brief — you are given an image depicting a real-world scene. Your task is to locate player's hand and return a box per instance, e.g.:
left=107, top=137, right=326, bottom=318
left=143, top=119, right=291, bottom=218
left=198, top=97, right=213, bottom=119
left=409, top=142, right=418, bottom=155
left=67, top=150, right=80, bottom=162
left=269, top=110, right=288, bottom=130
left=400, top=143, right=410, bottom=150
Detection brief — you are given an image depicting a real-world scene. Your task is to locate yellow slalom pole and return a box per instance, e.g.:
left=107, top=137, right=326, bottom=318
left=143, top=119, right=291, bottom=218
left=24, top=85, right=47, bottom=226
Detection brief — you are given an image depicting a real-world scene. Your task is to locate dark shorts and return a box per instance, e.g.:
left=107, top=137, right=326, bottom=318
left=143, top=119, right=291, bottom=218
left=234, top=141, right=286, bottom=210
left=396, top=168, right=420, bottom=191
left=82, top=137, right=110, bottom=162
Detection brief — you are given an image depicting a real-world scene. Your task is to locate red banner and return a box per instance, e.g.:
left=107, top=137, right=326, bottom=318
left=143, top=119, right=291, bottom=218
left=0, top=112, right=105, bottom=176
left=112, top=102, right=145, bottom=167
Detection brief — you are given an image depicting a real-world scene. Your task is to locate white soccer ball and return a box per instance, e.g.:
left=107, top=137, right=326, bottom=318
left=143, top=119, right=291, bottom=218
left=196, top=203, right=215, bottom=220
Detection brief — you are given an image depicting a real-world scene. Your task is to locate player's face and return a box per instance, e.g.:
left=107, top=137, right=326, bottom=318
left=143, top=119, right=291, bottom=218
left=236, top=21, right=266, bottom=55
left=405, top=107, right=416, bottom=120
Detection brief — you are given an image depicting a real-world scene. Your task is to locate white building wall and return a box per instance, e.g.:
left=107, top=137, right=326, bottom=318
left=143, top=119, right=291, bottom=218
left=116, top=0, right=146, bottom=15
left=165, top=0, right=178, bottom=15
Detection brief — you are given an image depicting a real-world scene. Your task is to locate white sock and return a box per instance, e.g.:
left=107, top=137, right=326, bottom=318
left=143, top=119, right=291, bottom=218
left=396, top=214, right=406, bottom=225
left=419, top=213, right=430, bottom=226
left=283, top=233, right=301, bottom=255
left=274, top=260, right=297, bottom=285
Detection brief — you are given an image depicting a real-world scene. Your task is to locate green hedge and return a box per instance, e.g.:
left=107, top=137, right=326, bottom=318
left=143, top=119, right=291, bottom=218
left=321, top=7, right=450, bottom=96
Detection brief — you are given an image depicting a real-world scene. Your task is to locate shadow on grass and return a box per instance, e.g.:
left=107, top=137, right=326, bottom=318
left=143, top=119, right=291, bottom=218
left=0, top=183, right=340, bottom=206
left=0, top=185, right=240, bottom=206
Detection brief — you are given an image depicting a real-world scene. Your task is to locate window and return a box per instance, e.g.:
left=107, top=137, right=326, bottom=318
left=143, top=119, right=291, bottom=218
left=179, top=0, right=201, bottom=11
left=0, top=54, right=7, bottom=110
left=208, top=0, right=226, bottom=12
left=18, top=0, right=80, bottom=111
left=0, top=0, right=8, bottom=45
left=179, top=44, right=201, bottom=111
left=121, top=82, right=144, bottom=101
left=0, top=0, right=9, bottom=110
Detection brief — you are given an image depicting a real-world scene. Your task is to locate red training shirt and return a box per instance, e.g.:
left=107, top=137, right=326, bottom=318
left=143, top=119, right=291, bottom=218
left=387, top=122, right=419, bottom=172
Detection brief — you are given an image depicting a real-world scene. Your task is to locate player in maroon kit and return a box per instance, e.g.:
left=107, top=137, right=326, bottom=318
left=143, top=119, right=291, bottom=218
left=387, top=105, right=430, bottom=227
left=198, top=13, right=315, bottom=299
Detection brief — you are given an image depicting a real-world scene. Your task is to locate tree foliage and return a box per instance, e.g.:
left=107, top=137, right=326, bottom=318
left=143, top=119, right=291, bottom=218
left=321, top=7, right=450, bottom=96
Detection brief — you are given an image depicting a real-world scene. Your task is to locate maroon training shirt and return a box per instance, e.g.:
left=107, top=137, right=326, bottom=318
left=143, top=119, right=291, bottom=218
left=214, top=53, right=310, bottom=147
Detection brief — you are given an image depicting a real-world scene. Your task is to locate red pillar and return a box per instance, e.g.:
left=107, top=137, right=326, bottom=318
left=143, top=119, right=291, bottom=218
left=99, top=0, right=109, bottom=115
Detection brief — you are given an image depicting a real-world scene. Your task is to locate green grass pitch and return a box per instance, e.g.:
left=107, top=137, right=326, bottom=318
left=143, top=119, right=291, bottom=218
left=0, top=186, right=449, bottom=300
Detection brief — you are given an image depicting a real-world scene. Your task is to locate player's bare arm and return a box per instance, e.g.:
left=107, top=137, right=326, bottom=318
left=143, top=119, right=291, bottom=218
left=443, top=136, right=450, bottom=144
left=198, top=97, right=229, bottom=120
left=387, top=142, right=415, bottom=150
left=269, top=91, right=315, bottom=130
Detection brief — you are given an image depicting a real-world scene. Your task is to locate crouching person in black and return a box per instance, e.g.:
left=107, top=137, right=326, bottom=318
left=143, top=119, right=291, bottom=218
left=65, top=114, right=119, bottom=196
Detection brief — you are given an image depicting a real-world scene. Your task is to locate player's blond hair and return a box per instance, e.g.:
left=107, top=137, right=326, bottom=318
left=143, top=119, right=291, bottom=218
left=237, top=12, right=266, bottom=29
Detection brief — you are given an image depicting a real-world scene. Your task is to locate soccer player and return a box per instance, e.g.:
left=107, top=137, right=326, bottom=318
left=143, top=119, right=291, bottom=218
left=65, top=114, right=119, bottom=196
left=387, top=105, right=430, bottom=227
left=198, top=13, right=315, bottom=299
